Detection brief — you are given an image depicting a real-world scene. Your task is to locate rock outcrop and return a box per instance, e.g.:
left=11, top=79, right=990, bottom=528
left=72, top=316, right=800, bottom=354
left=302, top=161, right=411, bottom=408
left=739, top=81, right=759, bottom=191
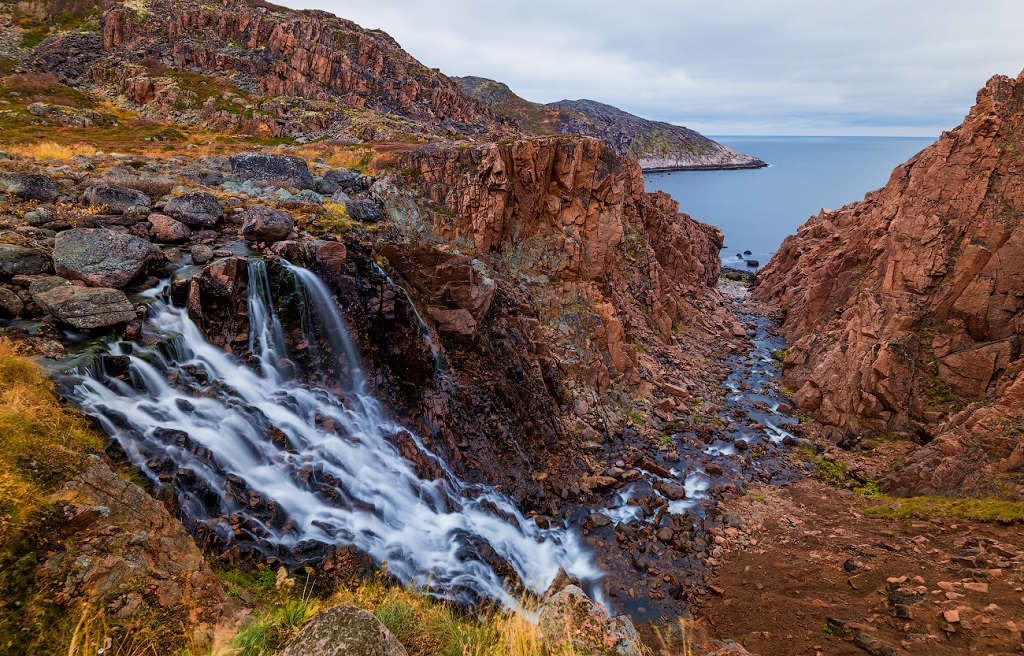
left=53, top=228, right=163, bottom=288
left=755, top=69, right=1024, bottom=497
left=33, top=283, right=137, bottom=329
left=538, top=585, right=642, bottom=655
left=455, top=76, right=765, bottom=171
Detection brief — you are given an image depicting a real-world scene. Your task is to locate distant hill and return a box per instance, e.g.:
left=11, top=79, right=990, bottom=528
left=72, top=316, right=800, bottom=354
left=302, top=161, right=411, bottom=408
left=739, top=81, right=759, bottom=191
left=454, top=76, right=765, bottom=171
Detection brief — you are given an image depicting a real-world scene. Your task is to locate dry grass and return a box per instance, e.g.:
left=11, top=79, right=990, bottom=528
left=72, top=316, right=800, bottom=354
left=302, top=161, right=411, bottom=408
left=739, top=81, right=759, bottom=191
left=101, top=174, right=177, bottom=197
left=2, top=141, right=99, bottom=160
left=0, top=339, right=101, bottom=549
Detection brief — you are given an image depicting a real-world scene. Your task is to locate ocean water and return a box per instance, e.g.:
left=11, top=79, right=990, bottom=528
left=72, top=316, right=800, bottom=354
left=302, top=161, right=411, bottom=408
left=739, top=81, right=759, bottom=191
left=643, top=136, right=937, bottom=269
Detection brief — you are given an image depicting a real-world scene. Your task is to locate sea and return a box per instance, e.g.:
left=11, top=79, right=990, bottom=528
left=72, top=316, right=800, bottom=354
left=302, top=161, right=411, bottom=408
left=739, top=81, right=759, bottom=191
left=643, top=136, right=937, bottom=270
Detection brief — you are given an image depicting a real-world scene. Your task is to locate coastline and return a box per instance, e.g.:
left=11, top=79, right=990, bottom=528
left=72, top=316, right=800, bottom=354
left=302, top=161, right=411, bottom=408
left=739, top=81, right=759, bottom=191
left=642, top=159, right=768, bottom=173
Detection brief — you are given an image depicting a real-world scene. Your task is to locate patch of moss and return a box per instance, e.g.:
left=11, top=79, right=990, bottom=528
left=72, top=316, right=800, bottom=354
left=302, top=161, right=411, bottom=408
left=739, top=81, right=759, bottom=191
left=861, top=495, right=1024, bottom=523
left=813, top=456, right=847, bottom=487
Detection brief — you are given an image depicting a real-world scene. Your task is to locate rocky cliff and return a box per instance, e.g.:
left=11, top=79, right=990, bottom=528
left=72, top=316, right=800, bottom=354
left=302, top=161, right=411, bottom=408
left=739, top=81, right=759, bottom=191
left=8, top=0, right=509, bottom=141
left=455, top=76, right=765, bottom=171
left=755, top=70, right=1024, bottom=497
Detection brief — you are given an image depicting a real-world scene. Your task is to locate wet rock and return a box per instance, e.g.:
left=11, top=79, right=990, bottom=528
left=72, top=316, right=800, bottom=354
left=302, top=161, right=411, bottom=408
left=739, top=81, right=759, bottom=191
left=588, top=512, right=612, bottom=528
left=229, top=152, right=315, bottom=189
left=314, top=241, right=347, bottom=274
left=33, top=285, right=136, bottom=329
left=53, top=228, right=162, bottom=288
left=163, top=192, right=224, bottom=227
left=187, top=256, right=249, bottom=347
left=280, top=605, right=408, bottom=656
left=654, top=481, right=687, bottom=500
left=538, top=585, right=642, bottom=656
left=0, top=243, right=52, bottom=275
left=82, top=183, right=151, bottom=214
left=346, top=199, right=385, bottom=223
left=241, top=205, right=295, bottom=242
left=2, top=172, right=59, bottom=202
left=148, top=213, right=191, bottom=243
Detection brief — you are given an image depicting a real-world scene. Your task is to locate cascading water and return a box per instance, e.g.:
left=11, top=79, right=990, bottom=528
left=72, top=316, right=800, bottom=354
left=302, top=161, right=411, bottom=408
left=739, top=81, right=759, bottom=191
left=66, top=259, right=602, bottom=608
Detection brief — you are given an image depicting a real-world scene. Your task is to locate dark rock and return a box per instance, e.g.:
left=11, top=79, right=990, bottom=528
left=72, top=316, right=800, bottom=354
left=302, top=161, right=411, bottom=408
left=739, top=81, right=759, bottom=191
left=280, top=605, right=408, bottom=656
left=53, top=228, right=162, bottom=288
left=588, top=512, right=612, bottom=528
left=241, top=205, right=295, bottom=242
left=82, top=183, right=151, bottom=214
left=346, top=199, right=385, bottom=223
left=229, top=152, right=315, bottom=189
left=722, top=512, right=746, bottom=529
left=323, top=168, right=361, bottom=191
left=33, top=285, right=136, bottom=329
left=0, top=286, right=24, bottom=317
left=746, top=259, right=759, bottom=267
left=0, top=243, right=52, bottom=275
left=3, top=172, right=59, bottom=202
left=163, top=192, right=223, bottom=227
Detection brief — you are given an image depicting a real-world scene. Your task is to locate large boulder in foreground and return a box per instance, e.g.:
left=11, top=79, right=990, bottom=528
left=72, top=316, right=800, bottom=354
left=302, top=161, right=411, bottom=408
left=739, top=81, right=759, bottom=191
left=229, top=152, right=314, bottom=189
left=2, top=172, right=59, bottom=202
left=280, top=605, right=408, bottom=656
left=33, top=284, right=136, bottom=329
left=163, top=191, right=223, bottom=227
left=241, top=205, right=294, bottom=242
left=537, top=585, right=642, bottom=655
left=0, top=243, right=52, bottom=275
left=82, top=183, right=151, bottom=214
left=54, top=228, right=162, bottom=288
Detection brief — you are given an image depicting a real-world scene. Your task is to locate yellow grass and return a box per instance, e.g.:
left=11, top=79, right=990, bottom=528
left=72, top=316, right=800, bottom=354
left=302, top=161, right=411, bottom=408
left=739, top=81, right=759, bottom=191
left=0, top=339, right=101, bottom=547
left=2, top=141, right=99, bottom=160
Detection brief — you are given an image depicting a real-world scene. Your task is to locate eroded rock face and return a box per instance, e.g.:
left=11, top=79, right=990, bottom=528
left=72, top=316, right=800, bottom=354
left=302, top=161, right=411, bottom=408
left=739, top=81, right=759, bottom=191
left=53, top=228, right=162, bottom=288
left=186, top=256, right=250, bottom=347
left=33, top=284, right=136, bottom=329
left=229, top=152, right=316, bottom=190
left=755, top=69, right=1024, bottom=496
left=48, top=462, right=242, bottom=647
left=280, top=606, right=408, bottom=656
left=82, top=183, right=151, bottom=214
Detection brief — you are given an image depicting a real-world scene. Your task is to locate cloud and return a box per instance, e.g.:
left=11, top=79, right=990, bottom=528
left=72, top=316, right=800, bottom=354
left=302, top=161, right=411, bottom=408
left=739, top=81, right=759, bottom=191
left=284, top=0, right=1024, bottom=135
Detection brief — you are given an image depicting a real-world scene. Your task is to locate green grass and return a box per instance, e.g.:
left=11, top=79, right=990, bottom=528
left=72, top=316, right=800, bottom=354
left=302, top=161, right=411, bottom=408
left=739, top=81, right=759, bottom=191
left=860, top=496, right=1024, bottom=523
left=812, top=456, right=846, bottom=487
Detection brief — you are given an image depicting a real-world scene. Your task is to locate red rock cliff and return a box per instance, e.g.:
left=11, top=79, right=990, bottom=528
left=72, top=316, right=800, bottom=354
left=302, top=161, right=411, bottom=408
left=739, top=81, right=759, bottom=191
left=755, top=70, right=1024, bottom=497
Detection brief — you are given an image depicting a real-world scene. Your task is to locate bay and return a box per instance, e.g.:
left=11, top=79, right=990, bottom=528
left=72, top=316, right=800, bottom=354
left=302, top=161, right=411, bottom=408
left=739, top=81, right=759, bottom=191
left=643, top=136, right=937, bottom=269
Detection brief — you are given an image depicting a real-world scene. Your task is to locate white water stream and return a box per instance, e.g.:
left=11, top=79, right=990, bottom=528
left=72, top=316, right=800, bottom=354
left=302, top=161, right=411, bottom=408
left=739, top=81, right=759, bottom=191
left=68, top=259, right=601, bottom=607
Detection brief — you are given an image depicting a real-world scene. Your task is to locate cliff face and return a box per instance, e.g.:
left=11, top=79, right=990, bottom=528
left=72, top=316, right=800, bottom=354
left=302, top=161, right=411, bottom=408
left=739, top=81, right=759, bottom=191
left=19, top=0, right=508, bottom=140
left=755, top=71, right=1024, bottom=497
left=454, top=76, right=765, bottom=171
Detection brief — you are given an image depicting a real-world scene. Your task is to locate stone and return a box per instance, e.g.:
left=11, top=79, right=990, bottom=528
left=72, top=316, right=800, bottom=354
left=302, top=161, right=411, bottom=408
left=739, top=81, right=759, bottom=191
left=53, top=228, right=162, bottom=288
left=323, top=168, right=361, bottom=191
left=229, top=152, right=315, bottom=189
left=279, top=605, right=408, bottom=656
left=723, top=512, right=746, bottom=529
left=3, top=172, right=59, bottom=202
left=241, top=205, right=295, bottom=242
left=292, top=189, right=324, bottom=205
left=0, top=286, right=24, bottom=317
left=24, top=208, right=55, bottom=226
left=163, top=192, right=223, bottom=227
left=0, top=243, right=52, bottom=275
left=345, top=199, right=385, bottom=223
left=148, top=213, right=191, bottom=243
left=33, top=285, right=136, bottom=329
left=538, top=585, right=642, bottom=656
left=82, top=183, right=151, bottom=214
left=943, top=609, right=961, bottom=623
left=315, top=241, right=347, bottom=274
left=190, top=245, right=214, bottom=265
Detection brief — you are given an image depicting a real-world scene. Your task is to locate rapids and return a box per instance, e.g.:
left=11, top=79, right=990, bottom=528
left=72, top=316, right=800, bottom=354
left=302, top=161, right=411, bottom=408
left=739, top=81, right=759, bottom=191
left=64, top=259, right=602, bottom=608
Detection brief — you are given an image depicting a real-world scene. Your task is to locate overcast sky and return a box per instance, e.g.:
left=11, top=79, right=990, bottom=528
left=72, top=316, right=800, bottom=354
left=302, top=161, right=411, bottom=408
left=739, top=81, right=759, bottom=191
left=285, top=0, right=1024, bottom=136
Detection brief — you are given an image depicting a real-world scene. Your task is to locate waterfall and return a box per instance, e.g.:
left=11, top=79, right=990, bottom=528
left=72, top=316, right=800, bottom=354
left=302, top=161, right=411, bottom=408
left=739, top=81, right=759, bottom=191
left=66, top=259, right=601, bottom=608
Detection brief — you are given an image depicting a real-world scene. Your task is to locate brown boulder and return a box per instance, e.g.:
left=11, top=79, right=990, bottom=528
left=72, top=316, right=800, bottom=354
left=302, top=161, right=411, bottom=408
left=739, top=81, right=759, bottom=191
left=280, top=606, right=407, bottom=656
left=148, top=213, right=191, bottom=243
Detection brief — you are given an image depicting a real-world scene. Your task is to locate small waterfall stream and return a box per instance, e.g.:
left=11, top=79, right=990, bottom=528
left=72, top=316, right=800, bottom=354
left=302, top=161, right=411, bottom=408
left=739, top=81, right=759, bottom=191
left=66, top=259, right=601, bottom=607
